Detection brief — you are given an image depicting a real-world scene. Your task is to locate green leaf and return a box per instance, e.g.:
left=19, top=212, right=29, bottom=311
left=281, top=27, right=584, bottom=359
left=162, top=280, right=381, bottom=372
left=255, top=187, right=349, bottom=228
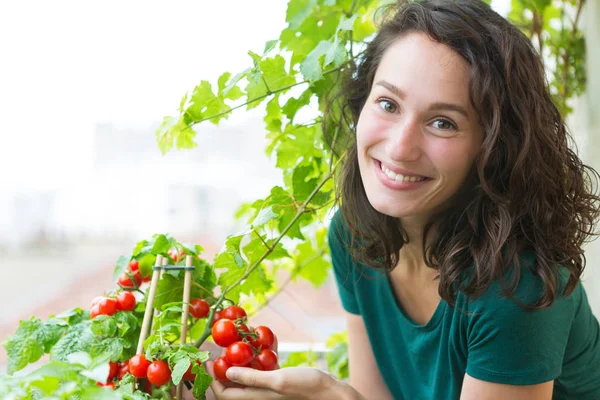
left=50, top=322, right=95, bottom=363
left=264, top=39, right=278, bottom=54
left=192, top=365, right=213, bottom=399
left=260, top=55, right=296, bottom=91
left=112, top=255, right=130, bottom=282
left=282, top=89, right=313, bottom=122
left=187, top=80, right=230, bottom=125
left=286, top=0, right=318, bottom=29
left=281, top=350, right=319, bottom=367
left=252, top=205, right=279, bottom=227
left=293, top=240, right=330, bottom=288
left=89, top=338, right=129, bottom=362
left=4, top=317, right=64, bottom=374
left=171, top=358, right=190, bottom=385
left=299, top=40, right=331, bottom=81
left=91, top=315, right=117, bottom=337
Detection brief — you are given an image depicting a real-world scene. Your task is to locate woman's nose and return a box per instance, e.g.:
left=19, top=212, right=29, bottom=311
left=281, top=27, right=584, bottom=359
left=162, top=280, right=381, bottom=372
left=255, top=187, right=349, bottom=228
left=385, top=118, right=422, bottom=162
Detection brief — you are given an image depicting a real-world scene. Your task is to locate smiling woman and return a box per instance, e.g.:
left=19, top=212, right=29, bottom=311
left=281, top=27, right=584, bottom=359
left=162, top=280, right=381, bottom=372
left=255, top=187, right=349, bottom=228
left=205, top=1, right=599, bottom=399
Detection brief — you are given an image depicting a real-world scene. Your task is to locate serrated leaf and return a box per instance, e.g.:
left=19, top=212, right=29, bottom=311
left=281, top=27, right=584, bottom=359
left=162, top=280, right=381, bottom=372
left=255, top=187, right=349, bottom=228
left=171, top=358, right=191, bottom=385
left=4, top=317, right=61, bottom=374
left=192, top=365, right=213, bottom=399
left=89, top=338, right=129, bottom=362
left=286, top=0, right=318, bottom=29
left=264, top=39, right=278, bottom=54
left=50, top=323, right=95, bottom=363
left=293, top=240, right=330, bottom=288
left=91, top=316, right=117, bottom=337
left=282, top=89, right=313, bottom=122
left=299, top=40, right=331, bottom=81
left=260, top=55, right=296, bottom=91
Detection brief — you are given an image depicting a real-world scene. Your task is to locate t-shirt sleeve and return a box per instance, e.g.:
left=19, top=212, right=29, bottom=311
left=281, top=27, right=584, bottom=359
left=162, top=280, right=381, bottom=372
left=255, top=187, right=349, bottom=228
left=465, top=268, right=578, bottom=385
left=328, top=211, right=360, bottom=315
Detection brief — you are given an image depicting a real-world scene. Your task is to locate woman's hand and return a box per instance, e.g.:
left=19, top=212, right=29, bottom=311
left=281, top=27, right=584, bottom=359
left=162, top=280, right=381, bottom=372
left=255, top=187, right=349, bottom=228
left=206, top=362, right=360, bottom=400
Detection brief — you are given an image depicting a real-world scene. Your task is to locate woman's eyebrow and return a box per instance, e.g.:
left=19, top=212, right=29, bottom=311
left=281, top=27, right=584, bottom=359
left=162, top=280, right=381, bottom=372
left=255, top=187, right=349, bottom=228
left=374, top=79, right=469, bottom=119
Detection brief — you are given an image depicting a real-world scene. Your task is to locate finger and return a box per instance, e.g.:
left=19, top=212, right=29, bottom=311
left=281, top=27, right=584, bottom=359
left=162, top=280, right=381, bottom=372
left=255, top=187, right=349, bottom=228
left=226, top=367, right=283, bottom=391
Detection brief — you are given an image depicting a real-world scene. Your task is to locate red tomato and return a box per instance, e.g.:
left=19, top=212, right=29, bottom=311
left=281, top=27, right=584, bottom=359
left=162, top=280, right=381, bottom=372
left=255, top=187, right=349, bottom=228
left=254, top=349, right=278, bottom=371
left=107, top=361, right=118, bottom=380
left=118, top=361, right=129, bottom=379
left=97, top=298, right=118, bottom=317
left=147, top=360, right=171, bottom=387
left=213, top=356, right=231, bottom=383
left=211, top=310, right=222, bottom=327
left=249, top=359, right=264, bottom=370
left=116, top=291, right=136, bottom=311
left=129, top=354, right=151, bottom=378
left=118, top=272, right=142, bottom=289
left=143, top=379, right=153, bottom=394
left=90, top=303, right=101, bottom=319
left=222, top=305, right=247, bottom=321
left=129, top=259, right=139, bottom=273
left=226, top=342, right=254, bottom=367
left=211, top=319, right=241, bottom=347
left=189, top=298, right=210, bottom=318
left=249, top=326, right=275, bottom=350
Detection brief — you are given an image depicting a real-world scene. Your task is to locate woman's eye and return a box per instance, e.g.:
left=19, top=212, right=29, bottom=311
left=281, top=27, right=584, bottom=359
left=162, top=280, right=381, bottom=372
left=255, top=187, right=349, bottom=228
left=377, top=98, right=397, bottom=113
left=432, top=119, right=456, bottom=130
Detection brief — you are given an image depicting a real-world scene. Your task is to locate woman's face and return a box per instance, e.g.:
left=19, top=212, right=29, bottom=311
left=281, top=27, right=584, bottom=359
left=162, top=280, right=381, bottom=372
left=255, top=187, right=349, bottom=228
left=356, top=32, right=483, bottom=223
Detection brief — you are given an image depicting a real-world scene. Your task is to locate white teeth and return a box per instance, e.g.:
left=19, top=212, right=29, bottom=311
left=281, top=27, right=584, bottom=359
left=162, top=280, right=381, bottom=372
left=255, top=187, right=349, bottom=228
left=381, top=164, right=426, bottom=182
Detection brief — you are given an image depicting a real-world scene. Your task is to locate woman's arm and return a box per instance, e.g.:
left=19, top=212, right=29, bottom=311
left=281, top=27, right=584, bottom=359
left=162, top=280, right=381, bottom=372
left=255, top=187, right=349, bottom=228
left=460, top=374, right=553, bottom=400
left=346, top=312, right=395, bottom=400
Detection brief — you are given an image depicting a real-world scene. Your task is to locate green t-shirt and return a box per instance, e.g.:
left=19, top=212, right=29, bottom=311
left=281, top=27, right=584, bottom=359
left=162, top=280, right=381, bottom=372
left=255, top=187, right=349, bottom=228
left=329, top=211, right=600, bottom=399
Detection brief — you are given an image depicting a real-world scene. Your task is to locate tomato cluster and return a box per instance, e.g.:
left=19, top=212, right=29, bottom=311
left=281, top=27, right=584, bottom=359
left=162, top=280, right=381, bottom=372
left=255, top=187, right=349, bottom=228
left=117, top=259, right=151, bottom=290
left=210, top=305, right=278, bottom=382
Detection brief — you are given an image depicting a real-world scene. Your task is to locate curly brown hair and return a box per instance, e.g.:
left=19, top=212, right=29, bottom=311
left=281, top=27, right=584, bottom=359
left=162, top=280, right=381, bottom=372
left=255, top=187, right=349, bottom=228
left=327, top=0, right=600, bottom=309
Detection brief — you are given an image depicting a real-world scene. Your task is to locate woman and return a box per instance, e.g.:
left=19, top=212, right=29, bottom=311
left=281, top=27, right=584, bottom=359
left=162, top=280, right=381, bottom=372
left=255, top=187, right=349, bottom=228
left=205, top=0, right=600, bottom=398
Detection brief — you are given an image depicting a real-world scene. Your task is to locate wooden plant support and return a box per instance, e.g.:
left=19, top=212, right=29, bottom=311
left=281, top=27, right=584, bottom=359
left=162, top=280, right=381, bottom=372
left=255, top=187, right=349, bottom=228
left=176, top=254, right=195, bottom=400
left=136, top=254, right=164, bottom=355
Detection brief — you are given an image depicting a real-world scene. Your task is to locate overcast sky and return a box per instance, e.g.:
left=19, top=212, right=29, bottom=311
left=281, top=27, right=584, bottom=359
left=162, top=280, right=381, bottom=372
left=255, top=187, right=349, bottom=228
left=0, top=0, right=510, bottom=190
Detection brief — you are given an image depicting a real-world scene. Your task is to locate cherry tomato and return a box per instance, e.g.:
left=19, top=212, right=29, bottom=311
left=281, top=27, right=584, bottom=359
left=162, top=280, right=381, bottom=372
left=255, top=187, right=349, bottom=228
left=226, top=342, right=254, bottom=367
left=254, top=349, right=278, bottom=371
left=97, top=297, right=118, bottom=317
left=212, top=319, right=241, bottom=347
left=189, top=298, right=210, bottom=318
left=97, top=381, right=116, bottom=389
left=249, top=326, right=275, bottom=350
left=116, top=291, right=136, bottom=311
left=107, top=361, right=118, bottom=380
left=211, top=310, right=222, bottom=327
left=90, top=303, right=101, bottom=319
left=129, top=354, right=151, bottom=378
left=147, top=360, right=171, bottom=387
left=222, top=305, right=247, bottom=321
left=129, top=259, right=139, bottom=273
left=118, top=361, right=129, bottom=379
left=213, top=356, right=230, bottom=383
left=249, top=359, right=264, bottom=370
left=118, top=272, right=142, bottom=289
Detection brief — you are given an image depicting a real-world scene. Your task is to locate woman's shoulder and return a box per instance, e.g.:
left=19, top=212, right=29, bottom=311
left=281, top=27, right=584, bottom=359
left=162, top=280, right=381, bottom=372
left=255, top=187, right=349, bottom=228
left=458, top=250, right=581, bottom=316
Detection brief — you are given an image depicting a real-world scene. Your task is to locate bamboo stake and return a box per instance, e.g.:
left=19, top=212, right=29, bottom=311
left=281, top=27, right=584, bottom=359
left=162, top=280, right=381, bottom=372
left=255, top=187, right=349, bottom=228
left=176, top=255, right=195, bottom=400
left=136, top=255, right=163, bottom=355
left=151, top=257, right=168, bottom=335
